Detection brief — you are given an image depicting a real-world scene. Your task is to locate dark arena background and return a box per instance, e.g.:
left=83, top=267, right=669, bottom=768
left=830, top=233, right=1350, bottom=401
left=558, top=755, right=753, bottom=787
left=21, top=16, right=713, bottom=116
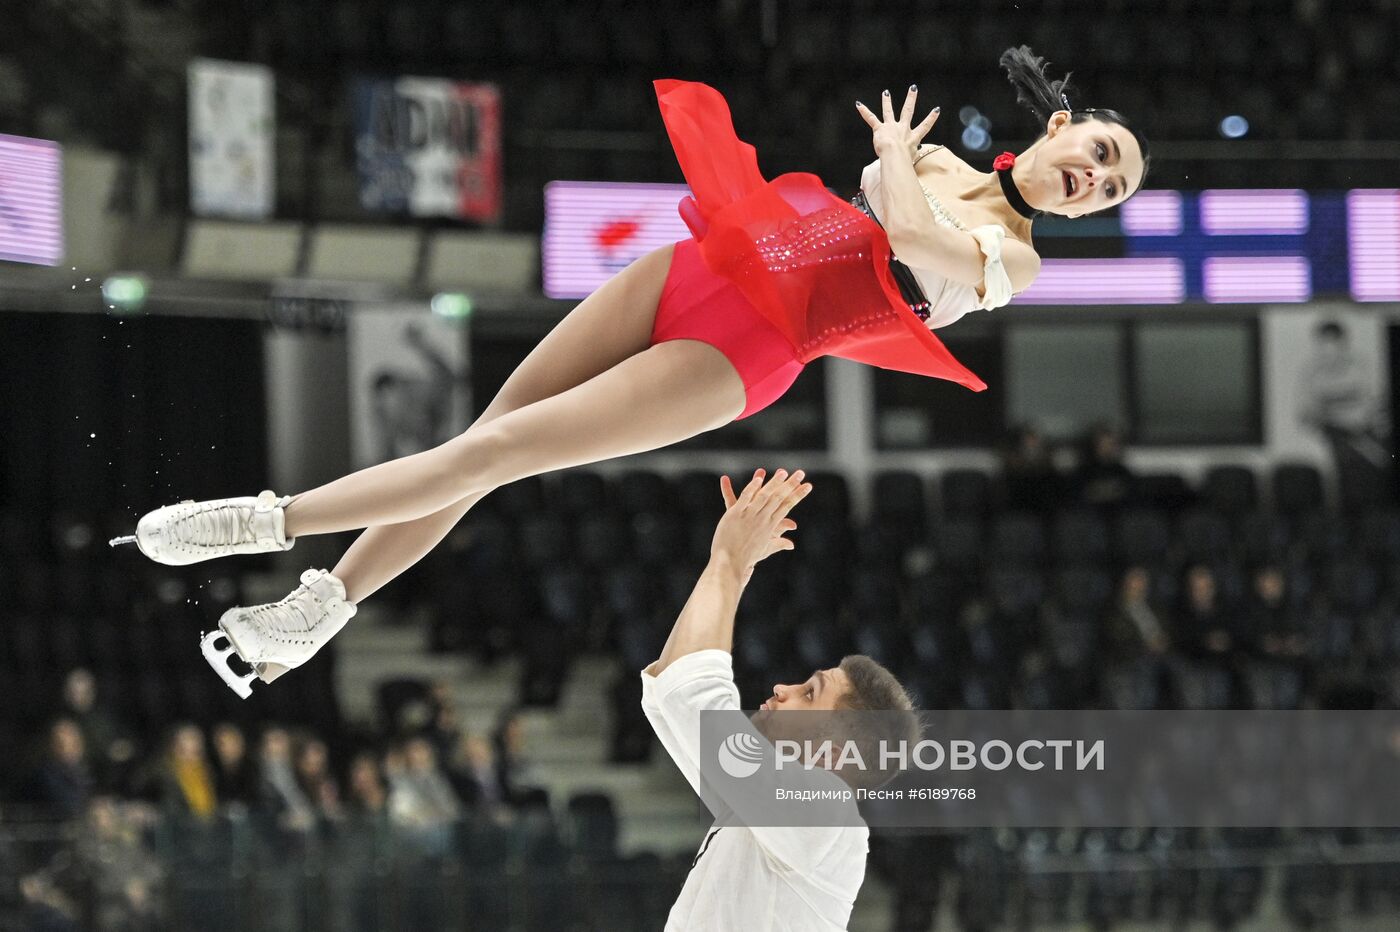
left=4, top=0, right=1400, bottom=929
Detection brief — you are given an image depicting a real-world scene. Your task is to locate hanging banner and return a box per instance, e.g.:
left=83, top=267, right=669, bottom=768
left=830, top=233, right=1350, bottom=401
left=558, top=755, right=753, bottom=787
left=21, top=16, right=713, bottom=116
left=353, top=77, right=502, bottom=223
left=1263, top=304, right=1392, bottom=505
left=347, top=307, right=472, bottom=469
left=188, top=59, right=275, bottom=219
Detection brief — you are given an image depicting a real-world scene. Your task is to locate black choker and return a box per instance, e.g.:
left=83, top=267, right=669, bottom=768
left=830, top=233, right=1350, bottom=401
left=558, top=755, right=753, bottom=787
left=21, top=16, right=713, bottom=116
left=996, top=163, right=1041, bottom=220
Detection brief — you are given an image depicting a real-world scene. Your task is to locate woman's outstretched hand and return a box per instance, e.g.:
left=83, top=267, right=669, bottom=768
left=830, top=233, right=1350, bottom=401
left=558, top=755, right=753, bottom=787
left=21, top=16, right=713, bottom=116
left=714, top=468, right=810, bottom=585
left=856, top=86, right=940, bottom=160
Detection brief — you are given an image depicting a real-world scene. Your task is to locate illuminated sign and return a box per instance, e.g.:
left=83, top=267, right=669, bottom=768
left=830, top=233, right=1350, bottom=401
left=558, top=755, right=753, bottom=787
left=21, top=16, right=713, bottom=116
left=0, top=134, right=63, bottom=266
left=543, top=181, right=1398, bottom=305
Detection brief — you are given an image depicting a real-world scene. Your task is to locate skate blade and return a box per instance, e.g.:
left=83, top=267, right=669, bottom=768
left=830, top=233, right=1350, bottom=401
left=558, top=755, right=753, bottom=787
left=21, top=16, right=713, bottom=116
left=109, top=535, right=137, bottom=548
left=200, top=630, right=258, bottom=700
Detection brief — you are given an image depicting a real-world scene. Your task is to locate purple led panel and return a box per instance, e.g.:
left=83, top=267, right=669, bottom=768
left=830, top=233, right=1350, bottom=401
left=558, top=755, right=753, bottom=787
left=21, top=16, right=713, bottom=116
left=1011, top=258, right=1186, bottom=305
left=1348, top=189, right=1400, bottom=302
left=543, top=181, right=691, bottom=299
left=1203, top=255, right=1312, bottom=303
left=1120, top=190, right=1183, bottom=236
left=0, top=133, right=63, bottom=266
left=1199, top=189, right=1309, bottom=236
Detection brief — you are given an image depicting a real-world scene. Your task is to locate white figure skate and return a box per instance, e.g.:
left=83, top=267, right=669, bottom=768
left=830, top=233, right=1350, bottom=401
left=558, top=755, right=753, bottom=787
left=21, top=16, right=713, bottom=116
left=201, top=569, right=356, bottom=699
left=110, top=490, right=295, bottom=565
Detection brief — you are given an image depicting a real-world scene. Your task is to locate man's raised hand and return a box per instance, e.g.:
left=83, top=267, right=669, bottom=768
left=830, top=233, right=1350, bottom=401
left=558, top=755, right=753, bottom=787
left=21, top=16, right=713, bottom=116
left=713, top=469, right=812, bottom=581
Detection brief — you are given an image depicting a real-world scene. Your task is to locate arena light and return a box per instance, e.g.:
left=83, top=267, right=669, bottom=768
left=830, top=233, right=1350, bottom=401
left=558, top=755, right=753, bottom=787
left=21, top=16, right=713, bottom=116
left=102, top=275, right=148, bottom=313
left=961, top=125, right=991, bottom=152
left=430, top=292, right=474, bottom=319
left=1218, top=115, right=1250, bottom=139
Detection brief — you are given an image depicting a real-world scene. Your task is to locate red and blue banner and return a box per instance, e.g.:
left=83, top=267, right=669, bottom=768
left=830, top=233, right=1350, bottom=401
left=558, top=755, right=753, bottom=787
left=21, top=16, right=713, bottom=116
left=353, top=77, right=501, bottom=223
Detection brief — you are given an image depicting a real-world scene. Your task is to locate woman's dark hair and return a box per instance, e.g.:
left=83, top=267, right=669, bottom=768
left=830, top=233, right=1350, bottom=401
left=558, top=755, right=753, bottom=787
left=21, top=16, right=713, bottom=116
left=999, top=45, right=1151, bottom=195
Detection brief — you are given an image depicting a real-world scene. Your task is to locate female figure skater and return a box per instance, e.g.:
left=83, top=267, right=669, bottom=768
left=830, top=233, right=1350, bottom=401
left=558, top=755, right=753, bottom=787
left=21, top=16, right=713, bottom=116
left=115, top=47, right=1148, bottom=697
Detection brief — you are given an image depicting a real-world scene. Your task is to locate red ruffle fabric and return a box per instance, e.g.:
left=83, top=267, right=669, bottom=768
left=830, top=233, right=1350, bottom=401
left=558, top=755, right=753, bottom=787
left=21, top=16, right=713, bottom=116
left=654, top=79, right=986, bottom=392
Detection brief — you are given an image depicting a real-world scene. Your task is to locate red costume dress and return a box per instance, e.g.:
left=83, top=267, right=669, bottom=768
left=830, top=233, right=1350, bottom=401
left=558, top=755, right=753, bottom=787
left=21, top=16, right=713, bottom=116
left=648, top=79, right=987, bottom=419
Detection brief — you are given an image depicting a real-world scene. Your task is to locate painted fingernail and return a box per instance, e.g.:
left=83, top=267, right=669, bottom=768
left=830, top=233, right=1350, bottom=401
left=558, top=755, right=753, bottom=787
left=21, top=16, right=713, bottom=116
left=934, top=106, right=941, bottom=113
left=910, top=84, right=917, bottom=91
left=856, top=100, right=864, bottom=107
left=883, top=89, right=890, bottom=96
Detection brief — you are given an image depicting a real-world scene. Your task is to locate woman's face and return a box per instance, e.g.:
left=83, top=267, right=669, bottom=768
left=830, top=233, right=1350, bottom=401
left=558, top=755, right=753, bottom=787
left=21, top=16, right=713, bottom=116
left=1023, top=113, right=1145, bottom=218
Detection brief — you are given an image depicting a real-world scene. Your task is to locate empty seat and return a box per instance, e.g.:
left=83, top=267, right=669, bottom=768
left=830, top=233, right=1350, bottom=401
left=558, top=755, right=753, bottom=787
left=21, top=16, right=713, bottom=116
left=1055, top=567, right=1115, bottom=615
left=518, top=514, right=570, bottom=568
left=1201, top=466, right=1258, bottom=515
left=872, top=470, right=928, bottom=535
left=1273, top=463, right=1325, bottom=516
left=802, top=471, right=850, bottom=518
left=1238, top=511, right=1293, bottom=564
left=1051, top=510, right=1110, bottom=565
left=941, top=469, right=992, bottom=517
left=990, top=513, right=1048, bottom=566
left=615, top=470, right=671, bottom=515
left=932, top=518, right=985, bottom=573
left=559, top=471, right=609, bottom=515
left=1113, top=509, right=1173, bottom=568
left=1176, top=509, right=1233, bottom=563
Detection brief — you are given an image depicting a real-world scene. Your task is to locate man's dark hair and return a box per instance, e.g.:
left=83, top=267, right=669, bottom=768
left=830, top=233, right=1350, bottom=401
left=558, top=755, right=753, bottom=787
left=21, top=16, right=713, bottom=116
left=832, top=655, right=921, bottom=789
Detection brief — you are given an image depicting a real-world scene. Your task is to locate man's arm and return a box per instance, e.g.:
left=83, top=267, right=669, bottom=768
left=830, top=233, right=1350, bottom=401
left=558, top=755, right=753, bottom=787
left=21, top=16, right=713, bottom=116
left=647, top=469, right=808, bottom=677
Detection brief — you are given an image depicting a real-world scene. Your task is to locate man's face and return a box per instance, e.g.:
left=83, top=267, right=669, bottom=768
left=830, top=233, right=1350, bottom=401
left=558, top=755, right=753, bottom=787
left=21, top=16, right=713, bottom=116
left=756, top=667, right=852, bottom=715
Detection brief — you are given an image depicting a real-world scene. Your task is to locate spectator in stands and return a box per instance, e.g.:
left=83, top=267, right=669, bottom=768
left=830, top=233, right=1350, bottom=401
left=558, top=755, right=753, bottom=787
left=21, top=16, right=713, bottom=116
left=210, top=722, right=257, bottom=808
left=295, top=736, right=343, bottom=824
left=159, top=724, right=217, bottom=820
left=1106, top=566, right=1171, bottom=661
left=1072, top=424, right=1134, bottom=511
left=256, top=726, right=316, bottom=833
left=1174, top=565, right=1235, bottom=659
left=1247, top=564, right=1308, bottom=663
left=29, top=719, right=92, bottom=821
left=386, top=736, right=461, bottom=855
left=449, top=734, right=511, bottom=821
left=494, top=707, right=548, bottom=807
left=60, top=668, right=134, bottom=792
left=78, top=798, right=165, bottom=931
left=345, top=752, right=389, bottom=821
left=426, top=679, right=463, bottom=763
left=1000, top=425, right=1063, bottom=512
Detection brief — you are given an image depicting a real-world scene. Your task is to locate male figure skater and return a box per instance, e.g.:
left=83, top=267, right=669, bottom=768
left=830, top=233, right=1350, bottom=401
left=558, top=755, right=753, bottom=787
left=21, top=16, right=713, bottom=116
left=643, top=468, right=918, bottom=931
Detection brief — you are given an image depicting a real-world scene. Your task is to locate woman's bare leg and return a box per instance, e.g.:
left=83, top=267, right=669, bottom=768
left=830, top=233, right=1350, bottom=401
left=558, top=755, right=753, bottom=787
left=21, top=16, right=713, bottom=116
left=285, top=338, right=744, bottom=539
left=328, top=245, right=676, bottom=603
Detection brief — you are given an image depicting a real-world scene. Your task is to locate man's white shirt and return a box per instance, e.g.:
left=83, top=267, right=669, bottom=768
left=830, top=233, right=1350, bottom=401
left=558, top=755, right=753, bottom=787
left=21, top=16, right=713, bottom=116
left=641, top=650, right=868, bottom=931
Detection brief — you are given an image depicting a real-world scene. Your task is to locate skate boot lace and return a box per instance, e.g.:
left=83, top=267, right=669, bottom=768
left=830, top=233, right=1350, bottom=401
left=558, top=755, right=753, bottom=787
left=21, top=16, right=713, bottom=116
left=247, top=586, right=317, bottom=644
left=176, top=503, right=256, bottom=547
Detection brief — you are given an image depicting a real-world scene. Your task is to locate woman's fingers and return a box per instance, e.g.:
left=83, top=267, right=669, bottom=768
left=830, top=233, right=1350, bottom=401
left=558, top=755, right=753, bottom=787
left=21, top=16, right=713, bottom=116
left=900, top=85, right=918, bottom=124
left=719, top=475, right=737, bottom=508
left=855, top=100, right=880, bottom=129
left=913, top=106, right=941, bottom=140
left=881, top=89, right=895, bottom=123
